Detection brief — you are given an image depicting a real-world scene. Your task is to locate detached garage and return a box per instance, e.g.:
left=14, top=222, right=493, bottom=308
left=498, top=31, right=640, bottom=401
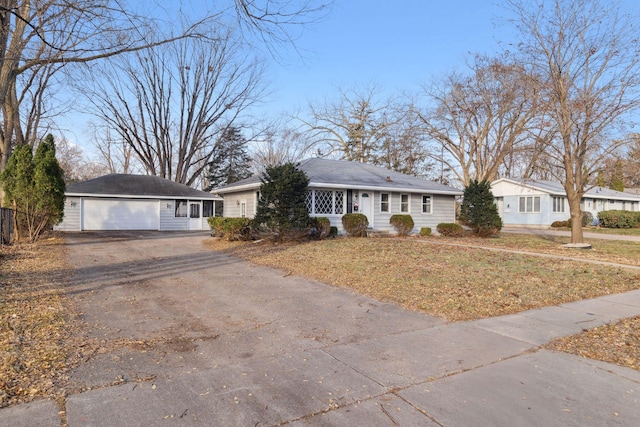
left=55, top=174, right=222, bottom=231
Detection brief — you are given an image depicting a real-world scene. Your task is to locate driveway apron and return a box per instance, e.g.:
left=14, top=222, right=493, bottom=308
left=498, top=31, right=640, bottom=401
left=3, top=230, right=640, bottom=426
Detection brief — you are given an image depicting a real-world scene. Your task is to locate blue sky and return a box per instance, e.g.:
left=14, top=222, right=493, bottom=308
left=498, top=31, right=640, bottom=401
left=263, top=0, right=511, bottom=115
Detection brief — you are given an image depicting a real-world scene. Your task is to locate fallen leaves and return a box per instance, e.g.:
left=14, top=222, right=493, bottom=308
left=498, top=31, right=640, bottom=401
left=205, top=234, right=640, bottom=372
left=546, top=316, right=640, bottom=371
left=0, top=236, right=77, bottom=408
left=205, top=236, right=640, bottom=322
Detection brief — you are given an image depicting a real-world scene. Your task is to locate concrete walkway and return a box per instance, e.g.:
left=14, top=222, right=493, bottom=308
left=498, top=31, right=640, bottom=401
left=2, top=231, right=640, bottom=426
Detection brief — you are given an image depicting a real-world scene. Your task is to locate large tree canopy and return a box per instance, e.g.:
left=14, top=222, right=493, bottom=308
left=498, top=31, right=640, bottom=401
left=506, top=0, right=640, bottom=244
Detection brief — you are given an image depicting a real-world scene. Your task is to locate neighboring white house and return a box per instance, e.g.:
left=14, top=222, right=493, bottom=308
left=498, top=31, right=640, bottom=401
left=55, top=174, right=222, bottom=231
left=491, top=178, right=640, bottom=227
left=213, top=158, right=463, bottom=234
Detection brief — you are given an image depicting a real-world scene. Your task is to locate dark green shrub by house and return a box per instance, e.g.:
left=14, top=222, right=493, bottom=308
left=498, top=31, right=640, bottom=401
left=437, top=222, right=464, bottom=237
left=459, top=179, right=502, bottom=237
left=309, top=217, right=331, bottom=239
left=253, top=162, right=310, bottom=241
left=342, top=213, right=369, bottom=237
left=389, top=214, right=414, bottom=236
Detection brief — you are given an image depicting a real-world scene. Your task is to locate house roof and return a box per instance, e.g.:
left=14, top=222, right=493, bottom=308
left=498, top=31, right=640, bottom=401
left=66, top=174, right=221, bottom=200
left=214, top=158, right=463, bottom=195
left=493, top=178, right=640, bottom=201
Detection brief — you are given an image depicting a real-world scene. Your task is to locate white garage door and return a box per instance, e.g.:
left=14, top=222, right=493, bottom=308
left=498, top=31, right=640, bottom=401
left=82, top=199, right=159, bottom=230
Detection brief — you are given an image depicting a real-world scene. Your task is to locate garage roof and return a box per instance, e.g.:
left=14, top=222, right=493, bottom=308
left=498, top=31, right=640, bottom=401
left=67, top=174, right=221, bottom=200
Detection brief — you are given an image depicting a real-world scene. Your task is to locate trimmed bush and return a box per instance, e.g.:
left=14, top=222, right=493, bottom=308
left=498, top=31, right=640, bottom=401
left=329, top=226, right=338, bottom=238
left=581, top=211, right=594, bottom=227
left=208, top=217, right=253, bottom=241
left=597, top=210, right=639, bottom=228
left=389, top=214, right=414, bottom=236
left=436, top=222, right=464, bottom=237
left=550, top=220, right=568, bottom=228
left=342, top=213, right=369, bottom=237
left=419, top=227, right=432, bottom=237
left=309, top=217, right=331, bottom=240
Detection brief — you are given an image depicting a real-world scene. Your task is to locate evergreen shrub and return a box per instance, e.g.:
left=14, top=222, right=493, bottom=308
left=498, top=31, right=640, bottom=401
left=389, top=214, right=414, bottom=236
left=419, top=227, right=432, bottom=236
left=341, top=213, right=369, bottom=237
left=208, top=217, right=253, bottom=240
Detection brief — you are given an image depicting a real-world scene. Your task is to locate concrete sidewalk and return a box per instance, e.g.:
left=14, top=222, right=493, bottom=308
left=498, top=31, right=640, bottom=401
left=5, top=291, right=640, bottom=426
left=2, top=232, right=640, bottom=426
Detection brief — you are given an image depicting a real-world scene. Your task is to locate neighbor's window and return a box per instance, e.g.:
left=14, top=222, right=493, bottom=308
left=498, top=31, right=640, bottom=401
left=380, top=193, right=389, bottom=212
left=519, top=196, right=540, bottom=213
left=175, top=200, right=188, bottom=217
left=422, top=195, right=432, bottom=214
left=203, top=200, right=214, bottom=217
left=552, top=196, right=565, bottom=213
left=400, top=194, right=409, bottom=213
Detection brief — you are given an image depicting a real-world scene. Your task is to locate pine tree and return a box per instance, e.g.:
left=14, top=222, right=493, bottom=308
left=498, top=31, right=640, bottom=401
left=206, top=127, right=252, bottom=190
left=459, top=179, right=502, bottom=237
left=609, top=159, right=625, bottom=192
left=0, top=135, right=65, bottom=242
left=253, top=162, right=310, bottom=241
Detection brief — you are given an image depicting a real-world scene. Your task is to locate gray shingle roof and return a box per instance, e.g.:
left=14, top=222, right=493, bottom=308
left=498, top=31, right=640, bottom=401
left=497, top=178, right=640, bottom=201
left=215, top=158, right=462, bottom=195
left=67, top=174, right=220, bottom=200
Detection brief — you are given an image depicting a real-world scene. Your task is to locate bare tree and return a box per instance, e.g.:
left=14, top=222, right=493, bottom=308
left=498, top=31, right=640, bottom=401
left=376, top=104, right=433, bottom=177
left=298, top=84, right=402, bottom=163
left=507, top=0, right=640, bottom=243
left=0, top=0, right=329, bottom=172
left=251, top=126, right=311, bottom=172
left=419, top=54, right=538, bottom=187
left=86, top=30, right=265, bottom=186
left=54, top=137, right=108, bottom=183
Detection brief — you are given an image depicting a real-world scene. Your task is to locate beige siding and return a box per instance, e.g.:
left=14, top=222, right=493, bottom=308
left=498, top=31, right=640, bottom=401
left=222, top=190, right=257, bottom=218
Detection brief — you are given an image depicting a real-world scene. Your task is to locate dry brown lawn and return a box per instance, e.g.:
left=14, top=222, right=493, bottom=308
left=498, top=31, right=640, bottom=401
left=205, top=233, right=640, bottom=372
left=1, top=231, right=638, bottom=410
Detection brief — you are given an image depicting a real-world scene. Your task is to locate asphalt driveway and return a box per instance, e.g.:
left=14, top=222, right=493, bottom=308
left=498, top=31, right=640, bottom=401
left=3, top=231, right=640, bottom=426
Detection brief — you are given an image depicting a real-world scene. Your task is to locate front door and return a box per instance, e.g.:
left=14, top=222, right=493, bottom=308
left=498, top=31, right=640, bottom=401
left=188, top=202, right=201, bottom=230
left=360, top=192, right=372, bottom=224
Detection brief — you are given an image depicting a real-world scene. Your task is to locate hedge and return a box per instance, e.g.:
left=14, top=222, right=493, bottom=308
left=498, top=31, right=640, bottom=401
left=597, top=210, right=640, bottom=229
left=436, top=222, right=464, bottom=237
left=341, top=213, right=369, bottom=237
left=389, top=214, right=414, bottom=236
left=208, top=217, right=253, bottom=240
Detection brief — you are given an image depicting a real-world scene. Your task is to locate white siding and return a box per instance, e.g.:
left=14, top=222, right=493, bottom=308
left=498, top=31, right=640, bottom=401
left=159, top=199, right=188, bottom=230
left=54, top=197, right=81, bottom=231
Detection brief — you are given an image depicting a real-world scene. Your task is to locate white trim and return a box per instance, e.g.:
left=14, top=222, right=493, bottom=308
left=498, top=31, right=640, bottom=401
left=66, top=192, right=221, bottom=201
left=216, top=182, right=462, bottom=196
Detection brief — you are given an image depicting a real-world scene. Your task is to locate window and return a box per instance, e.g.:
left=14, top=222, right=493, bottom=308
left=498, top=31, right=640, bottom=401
left=203, top=200, right=214, bottom=217
left=400, top=194, right=409, bottom=213
left=518, top=196, right=540, bottom=213
left=380, top=193, right=389, bottom=212
left=190, top=203, right=200, bottom=218
left=315, top=190, right=333, bottom=214
left=552, top=196, right=565, bottom=213
left=305, top=190, right=345, bottom=215
left=422, top=195, right=432, bottom=214
left=175, top=200, right=187, bottom=217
